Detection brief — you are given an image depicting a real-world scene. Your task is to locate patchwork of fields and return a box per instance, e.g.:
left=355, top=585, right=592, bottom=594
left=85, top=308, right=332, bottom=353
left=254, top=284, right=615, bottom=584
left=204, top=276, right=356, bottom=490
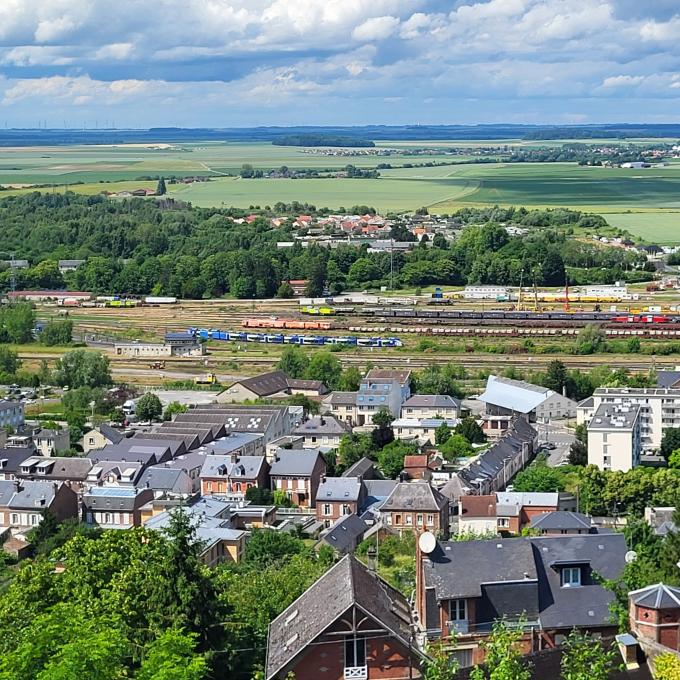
left=0, top=139, right=679, bottom=242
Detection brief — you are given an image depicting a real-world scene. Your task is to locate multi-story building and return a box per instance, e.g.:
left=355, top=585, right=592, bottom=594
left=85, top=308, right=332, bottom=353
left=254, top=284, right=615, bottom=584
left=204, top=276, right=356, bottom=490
left=199, top=453, right=269, bottom=496
left=83, top=487, right=154, bottom=529
left=269, top=449, right=326, bottom=508
left=0, top=480, right=79, bottom=529
left=294, top=415, right=350, bottom=449
left=587, top=403, right=642, bottom=471
left=355, top=369, right=411, bottom=425
left=392, top=417, right=460, bottom=446
left=315, top=476, right=366, bottom=527
left=379, top=481, right=450, bottom=538
left=0, top=400, right=24, bottom=431
left=33, top=428, right=70, bottom=456
left=579, top=387, right=680, bottom=451
left=400, top=394, right=461, bottom=420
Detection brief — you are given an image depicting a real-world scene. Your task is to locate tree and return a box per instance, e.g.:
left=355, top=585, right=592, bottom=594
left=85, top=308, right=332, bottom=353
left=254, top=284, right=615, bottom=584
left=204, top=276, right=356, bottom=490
left=661, top=428, right=680, bottom=459
left=669, top=449, right=680, bottom=469
left=440, top=434, right=473, bottom=462
left=574, top=324, right=605, bottom=355
left=26, top=509, right=60, bottom=551
left=0, top=302, right=36, bottom=344
left=569, top=423, right=588, bottom=466
left=469, top=619, right=531, bottom=680
left=378, top=440, right=418, bottom=479
left=137, top=629, right=208, bottom=680
left=425, top=645, right=459, bottom=680
left=338, top=366, right=361, bottom=391
left=560, top=629, right=616, bottom=680
left=276, top=282, right=294, bottom=298
left=435, top=422, right=452, bottom=446
left=455, top=417, right=486, bottom=444
left=40, top=320, right=73, bottom=346
left=244, top=528, right=306, bottom=566
left=163, top=401, right=188, bottom=422
left=54, top=350, right=112, bottom=389
left=137, top=393, right=163, bottom=422
left=513, top=461, right=565, bottom=492
left=543, top=360, right=568, bottom=394
left=277, top=346, right=309, bottom=379
left=0, top=345, right=21, bottom=375
left=305, top=351, right=341, bottom=389
left=337, top=433, right=375, bottom=472
left=372, top=407, right=395, bottom=449
left=156, top=177, right=167, bottom=196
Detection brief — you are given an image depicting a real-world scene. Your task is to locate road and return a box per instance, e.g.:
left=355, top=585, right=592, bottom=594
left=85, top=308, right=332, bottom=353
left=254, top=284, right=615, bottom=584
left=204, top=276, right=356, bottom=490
left=536, top=421, right=576, bottom=467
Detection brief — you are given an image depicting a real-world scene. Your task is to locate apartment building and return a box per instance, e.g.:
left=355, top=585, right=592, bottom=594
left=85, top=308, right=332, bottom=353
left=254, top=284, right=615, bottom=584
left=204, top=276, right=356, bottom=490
left=587, top=403, right=642, bottom=471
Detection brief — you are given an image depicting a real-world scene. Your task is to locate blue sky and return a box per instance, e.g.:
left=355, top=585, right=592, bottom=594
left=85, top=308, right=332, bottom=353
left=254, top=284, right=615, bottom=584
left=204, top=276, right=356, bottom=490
left=1, top=0, right=680, bottom=128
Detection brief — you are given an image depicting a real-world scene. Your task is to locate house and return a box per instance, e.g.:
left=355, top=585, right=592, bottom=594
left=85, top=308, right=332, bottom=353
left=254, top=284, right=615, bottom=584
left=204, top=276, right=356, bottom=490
left=0, top=400, right=24, bottom=431
left=356, top=369, right=412, bottom=424
left=379, top=481, right=449, bottom=538
left=79, top=423, right=125, bottom=454
left=392, top=418, right=459, bottom=446
left=265, top=554, right=425, bottom=680
left=199, top=453, right=269, bottom=497
left=164, top=332, right=206, bottom=357
left=0, top=447, right=39, bottom=480
left=530, top=511, right=595, bottom=535
left=144, top=499, right=247, bottom=566
left=644, top=506, right=677, bottom=536
left=86, top=460, right=146, bottom=488
left=401, top=395, right=461, bottom=420
left=87, top=442, right=173, bottom=467
left=315, top=476, right=366, bottom=526
left=137, top=467, right=194, bottom=499
left=147, top=451, right=206, bottom=495
left=294, top=415, right=350, bottom=449
left=457, top=495, right=498, bottom=535
left=629, top=583, right=680, bottom=653
left=587, top=403, right=642, bottom=471
left=342, top=457, right=382, bottom=480
left=0, top=480, right=79, bottom=529
left=317, top=513, right=367, bottom=555
left=33, top=428, right=70, bottom=456
left=322, top=391, right=359, bottom=425
left=16, top=456, right=92, bottom=491
left=270, top=449, right=326, bottom=508
left=58, top=259, right=85, bottom=273
left=416, top=533, right=627, bottom=668
left=454, top=418, right=537, bottom=496
left=478, top=375, right=577, bottom=435
left=83, top=487, right=155, bottom=529
left=403, top=454, right=438, bottom=481
left=219, top=370, right=328, bottom=402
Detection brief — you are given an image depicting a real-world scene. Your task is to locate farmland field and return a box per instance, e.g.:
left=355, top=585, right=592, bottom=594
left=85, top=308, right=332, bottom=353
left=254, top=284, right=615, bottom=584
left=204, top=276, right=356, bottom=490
left=1, top=139, right=680, bottom=241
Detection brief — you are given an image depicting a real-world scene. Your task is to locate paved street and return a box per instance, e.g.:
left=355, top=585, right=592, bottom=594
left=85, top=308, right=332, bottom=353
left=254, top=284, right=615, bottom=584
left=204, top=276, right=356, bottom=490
left=536, top=421, right=576, bottom=467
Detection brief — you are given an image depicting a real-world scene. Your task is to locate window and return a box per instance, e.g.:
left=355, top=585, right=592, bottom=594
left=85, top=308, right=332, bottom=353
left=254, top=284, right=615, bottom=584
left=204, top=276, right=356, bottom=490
left=427, top=514, right=434, bottom=525
left=450, top=648, right=473, bottom=669
left=342, top=504, right=351, bottom=516
left=416, top=514, right=423, bottom=525
left=104, top=513, right=112, bottom=524
left=498, top=517, right=510, bottom=528
left=394, top=514, right=401, bottom=525
left=561, top=567, right=581, bottom=587
left=323, top=504, right=332, bottom=516
left=405, top=515, right=413, bottom=526
left=10, top=513, right=18, bottom=525
left=89, top=437, right=95, bottom=445
left=449, top=599, right=467, bottom=621
left=344, top=637, right=366, bottom=669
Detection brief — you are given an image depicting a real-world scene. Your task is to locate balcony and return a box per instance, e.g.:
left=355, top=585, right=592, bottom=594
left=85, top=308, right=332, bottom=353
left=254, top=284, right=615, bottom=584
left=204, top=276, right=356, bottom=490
left=344, top=666, right=368, bottom=679
left=447, top=620, right=469, bottom=635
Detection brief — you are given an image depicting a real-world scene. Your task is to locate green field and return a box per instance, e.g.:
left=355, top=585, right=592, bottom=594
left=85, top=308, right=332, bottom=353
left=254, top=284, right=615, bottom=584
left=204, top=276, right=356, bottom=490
left=2, top=139, right=680, bottom=242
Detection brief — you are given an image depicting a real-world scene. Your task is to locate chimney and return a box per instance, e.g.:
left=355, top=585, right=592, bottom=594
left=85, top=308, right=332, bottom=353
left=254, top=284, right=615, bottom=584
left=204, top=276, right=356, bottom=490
left=13, top=480, right=22, bottom=493
left=367, top=545, right=377, bottom=572
left=320, top=474, right=326, bottom=485
left=231, top=452, right=239, bottom=464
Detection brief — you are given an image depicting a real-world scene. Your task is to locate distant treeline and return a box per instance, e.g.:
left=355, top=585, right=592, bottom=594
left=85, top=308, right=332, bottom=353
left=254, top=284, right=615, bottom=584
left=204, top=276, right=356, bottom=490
left=273, top=135, right=375, bottom=147
left=524, top=125, right=680, bottom=140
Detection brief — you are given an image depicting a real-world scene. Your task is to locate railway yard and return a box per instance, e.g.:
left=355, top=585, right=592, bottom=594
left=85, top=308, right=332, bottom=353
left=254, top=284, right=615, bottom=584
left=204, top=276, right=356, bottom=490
left=23, top=289, right=680, bottom=388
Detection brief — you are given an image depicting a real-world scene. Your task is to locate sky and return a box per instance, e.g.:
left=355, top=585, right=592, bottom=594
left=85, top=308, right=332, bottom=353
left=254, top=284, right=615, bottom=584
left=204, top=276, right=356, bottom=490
left=1, top=0, right=680, bottom=128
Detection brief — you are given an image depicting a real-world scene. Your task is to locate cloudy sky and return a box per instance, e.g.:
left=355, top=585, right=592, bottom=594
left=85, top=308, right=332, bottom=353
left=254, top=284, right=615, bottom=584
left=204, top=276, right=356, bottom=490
left=1, top=0, right=680, bottom=128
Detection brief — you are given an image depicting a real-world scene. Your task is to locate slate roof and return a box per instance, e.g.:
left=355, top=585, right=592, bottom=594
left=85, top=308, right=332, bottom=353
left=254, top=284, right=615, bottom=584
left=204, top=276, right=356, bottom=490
left=319, top=514, right=367, bottom=554
left=324, top=391, right=358, bottom=405
left=87, top=460, right=145, bottom=485
left=97, top=423, right=125, bottom=444
left=342, top=457, right=379, bottom=479
left=478, top=375, right=554, bottom=414
left=138, top=467, right=192, bottom=494
left=381, top=481, right=448, bottom=512
left=0, top=480, right=61, bottom=509
left=365, top=369, right=411, bottom=383
left=83, top=486, right=154, bottom=513
left=531, top=511, right=593, bottom=532
left=265, top=555, right=417, bottom=680
left=294, top=416, right=350, bottom=436
left=182, top=405, right=282, bottom=433
left=0, top=447, right=39, bottom=476
left=402, top=394, right=461, bottom=409
left=578, top=396, right=595, bottom=408
left=270, top=450, right=323, bottom=477
left=200, top=455, right=267, bottom=480
left=233, top=371, right=289, bottom=397
left=287, top=379, right=328, bottom=394
left=657, top=371, right=680, bottom=389
left=87, top=446, right=165, bottom=466
left=316, top=477, right=363, bottom=503
left=18, top=456, right=92, bottom=480
left=630, top=583, right=680, bottom=610
left=439, top=475, right=472, bottom=503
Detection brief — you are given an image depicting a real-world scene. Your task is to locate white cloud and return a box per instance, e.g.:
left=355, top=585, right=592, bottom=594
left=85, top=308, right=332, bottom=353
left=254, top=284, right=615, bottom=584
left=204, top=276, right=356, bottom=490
left=352, top=16, right=400, bottom=41
left=601, top=74, right=645, bottom=88
left=94, top=43, right=135, bottom=61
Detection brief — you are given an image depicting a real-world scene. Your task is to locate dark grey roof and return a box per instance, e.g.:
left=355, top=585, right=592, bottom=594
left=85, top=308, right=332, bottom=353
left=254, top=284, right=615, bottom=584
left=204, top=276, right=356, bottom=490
left=0, top=447, right=37, bottom=475
left=181, top=406, right=279, bottom=434
left=287, top=378, right=328, bottom=394
left=83, top=486, right=154, bottom=512
left=424, top=537, right=538, bottom=599
left=270, top=450, right=323, bottom=477
left=88, top=460, right=145, bottom=485
left=266, top=555, right=417, bottom=680
left=0, top=479, right=62, bottom=509
left=531, top=511, right=593, bottom=531
left=532, top=533, right=627, bottom=629
left=139, top=467, right=192, bottom=494
left=88, top=446, right=165, bottom=466
left=324, top=391, right=358, bottom=405
left=316, top=477, right=363, bottom=503
left=381, top=481, right=448, bottom=512
left=128, top=437, right=185, bottom=457
left=319, top=514, right=367, bottom=554
left=577, top=396, right=594, bottom=408
left=294, top=416, right=350, bottom=436
left=362, top=479, right=398, bottom=506
left=97, top=423, right=125, bottom=444
left=233, top=371, right=289, bottom=397
left=403, top=394, right=461, bottom=409
left=365, top=369, right=411, bottom=383
left=343, top=457, right=380, bottom=479
left=657, top=371, right=680, bottom=389
left=438, top=475, right=472, bottom=503
left=630, top=583, right=680, bottom=610
left=17, top=456, right=92, bottom=480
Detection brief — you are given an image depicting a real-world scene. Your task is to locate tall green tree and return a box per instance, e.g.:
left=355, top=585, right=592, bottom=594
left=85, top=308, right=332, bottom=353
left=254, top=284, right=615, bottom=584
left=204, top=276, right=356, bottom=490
left=560, top=630, right=616, bottom=680
left=53, top=349, right=112, bottom=389
left=137, top=629, right=208, bottom=680
left=469, top=620, right=531, bottom=680
left=455, top=417, right=486, bottom=444
left=136, top=393, right=163, bottom=422
left=277, top=346, right=309, bottom=379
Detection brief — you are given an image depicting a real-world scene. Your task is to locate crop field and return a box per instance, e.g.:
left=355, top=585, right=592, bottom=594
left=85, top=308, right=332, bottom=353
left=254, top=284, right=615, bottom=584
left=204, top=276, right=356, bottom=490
left=1, top=139, right=679, bottom=241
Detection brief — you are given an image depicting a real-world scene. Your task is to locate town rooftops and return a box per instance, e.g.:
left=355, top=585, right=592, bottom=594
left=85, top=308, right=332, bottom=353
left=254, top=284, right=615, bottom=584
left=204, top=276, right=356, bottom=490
left=270, top=449, right=323, bottom=477
left=496, top=491, right=560, bottom=510
left=97, top=423, right=125, bottom=444
left=0, top=479, right=61, bottom=509
left=530, top=511, right=593, bottom=532
left=657, top=371, right=680, bottom=389
left=381, top=481, right=448, bottom=512
left=478, top=375, right=555, bottom=414
left=364, top=369, right=411, bottom=384
left=294, top=415, right=350, bottom=436
left=342, top=457, right=379, bottom=479
left=630, top=583, right=680, bottom=610
left=83, top=486, right=153, bottom=513
left=0, top=447, right=39, bottom=475
left=460, top=494, right=497, bottom=518
left=402, top=394, right=461, bottom=409
left=587, top=403, right=640, bottom=430
left=323, top=391, right=357, bottom=405
left=316, top=476, right=363, bottom=503
left=319, top=513, right=366, bottom=554
left=18, top=456, right=92, bottom=480
left=265, top=555, right=417, bottom=680
left=138, top=467, right=192, bottom=494
left=233, top=370, right=290, bottom=397
left=200, top=455, right=267, bottom=480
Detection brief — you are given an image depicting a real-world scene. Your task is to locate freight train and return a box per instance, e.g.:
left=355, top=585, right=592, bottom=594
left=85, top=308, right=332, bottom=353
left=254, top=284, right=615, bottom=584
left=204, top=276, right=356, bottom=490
left=187, top=328, right=402, bottom=348
left=243, top=318, right=333, bottom=331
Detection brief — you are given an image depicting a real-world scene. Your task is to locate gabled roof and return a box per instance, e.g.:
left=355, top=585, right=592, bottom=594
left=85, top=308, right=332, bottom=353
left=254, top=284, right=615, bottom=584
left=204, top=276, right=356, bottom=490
left=381, top=481, right=448, bottom=512
left=657, top=371, right=680, bottom=389
left=478, top=375, right=554, bottom=414
left=342, top=457, right=380, bottom=479
left=139, top=467, right=192, bottom=494
left=630, top=583, right=680, bottom=610
left=294, top=416, right=350, bottom=436
left=270, top=450, right=324, bottom=477
left=460, top=495, right=497, bottom=518
left=266, top=555, right=417, bottom=680
left=531, top=511, right=592, bottom=531
left=97, top=423, right=125, bottom=444
left=403, top=394, right=461, bottom=409
left=200, top=455, right=267, bottom=480
left=316, top=477, right=363, bottom=503
left=233, top=371, right=290, bottom=397
left=319, top=514, right=367, bottom=554
left=365, top=369, right=411, bottom=383
left=323, top=391, right=358, bottom=405
left=0, top=479, right=64, bottom=510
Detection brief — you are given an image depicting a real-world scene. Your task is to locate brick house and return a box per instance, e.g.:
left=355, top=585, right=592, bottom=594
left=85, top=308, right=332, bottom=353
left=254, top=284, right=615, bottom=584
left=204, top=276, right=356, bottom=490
left=380, top=482, right=450, bottom=539
left=0, top=480, right=79, bottom=529
left=199, top=453, right=270, bottom=496
left=629, top=583, right=680, bottom=652
left=266, top=554, right=425, bottom=679
left=315, top=476, right=366, bottom=527
left=270, top=449, right=326, bottom=508
left=82, top=487, right=154, bottom=529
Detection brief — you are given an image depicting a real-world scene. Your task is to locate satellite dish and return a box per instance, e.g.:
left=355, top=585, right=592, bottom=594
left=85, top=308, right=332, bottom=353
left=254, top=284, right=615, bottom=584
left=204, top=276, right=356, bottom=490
left=419, top=531, right=436, bottom=555
left=625, top=551, right=638, bottom=564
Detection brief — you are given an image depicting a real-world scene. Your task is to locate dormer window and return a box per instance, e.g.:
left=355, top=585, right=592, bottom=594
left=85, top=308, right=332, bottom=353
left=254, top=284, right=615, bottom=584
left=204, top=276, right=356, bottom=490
left=561, top=566, right=581, bottom=588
